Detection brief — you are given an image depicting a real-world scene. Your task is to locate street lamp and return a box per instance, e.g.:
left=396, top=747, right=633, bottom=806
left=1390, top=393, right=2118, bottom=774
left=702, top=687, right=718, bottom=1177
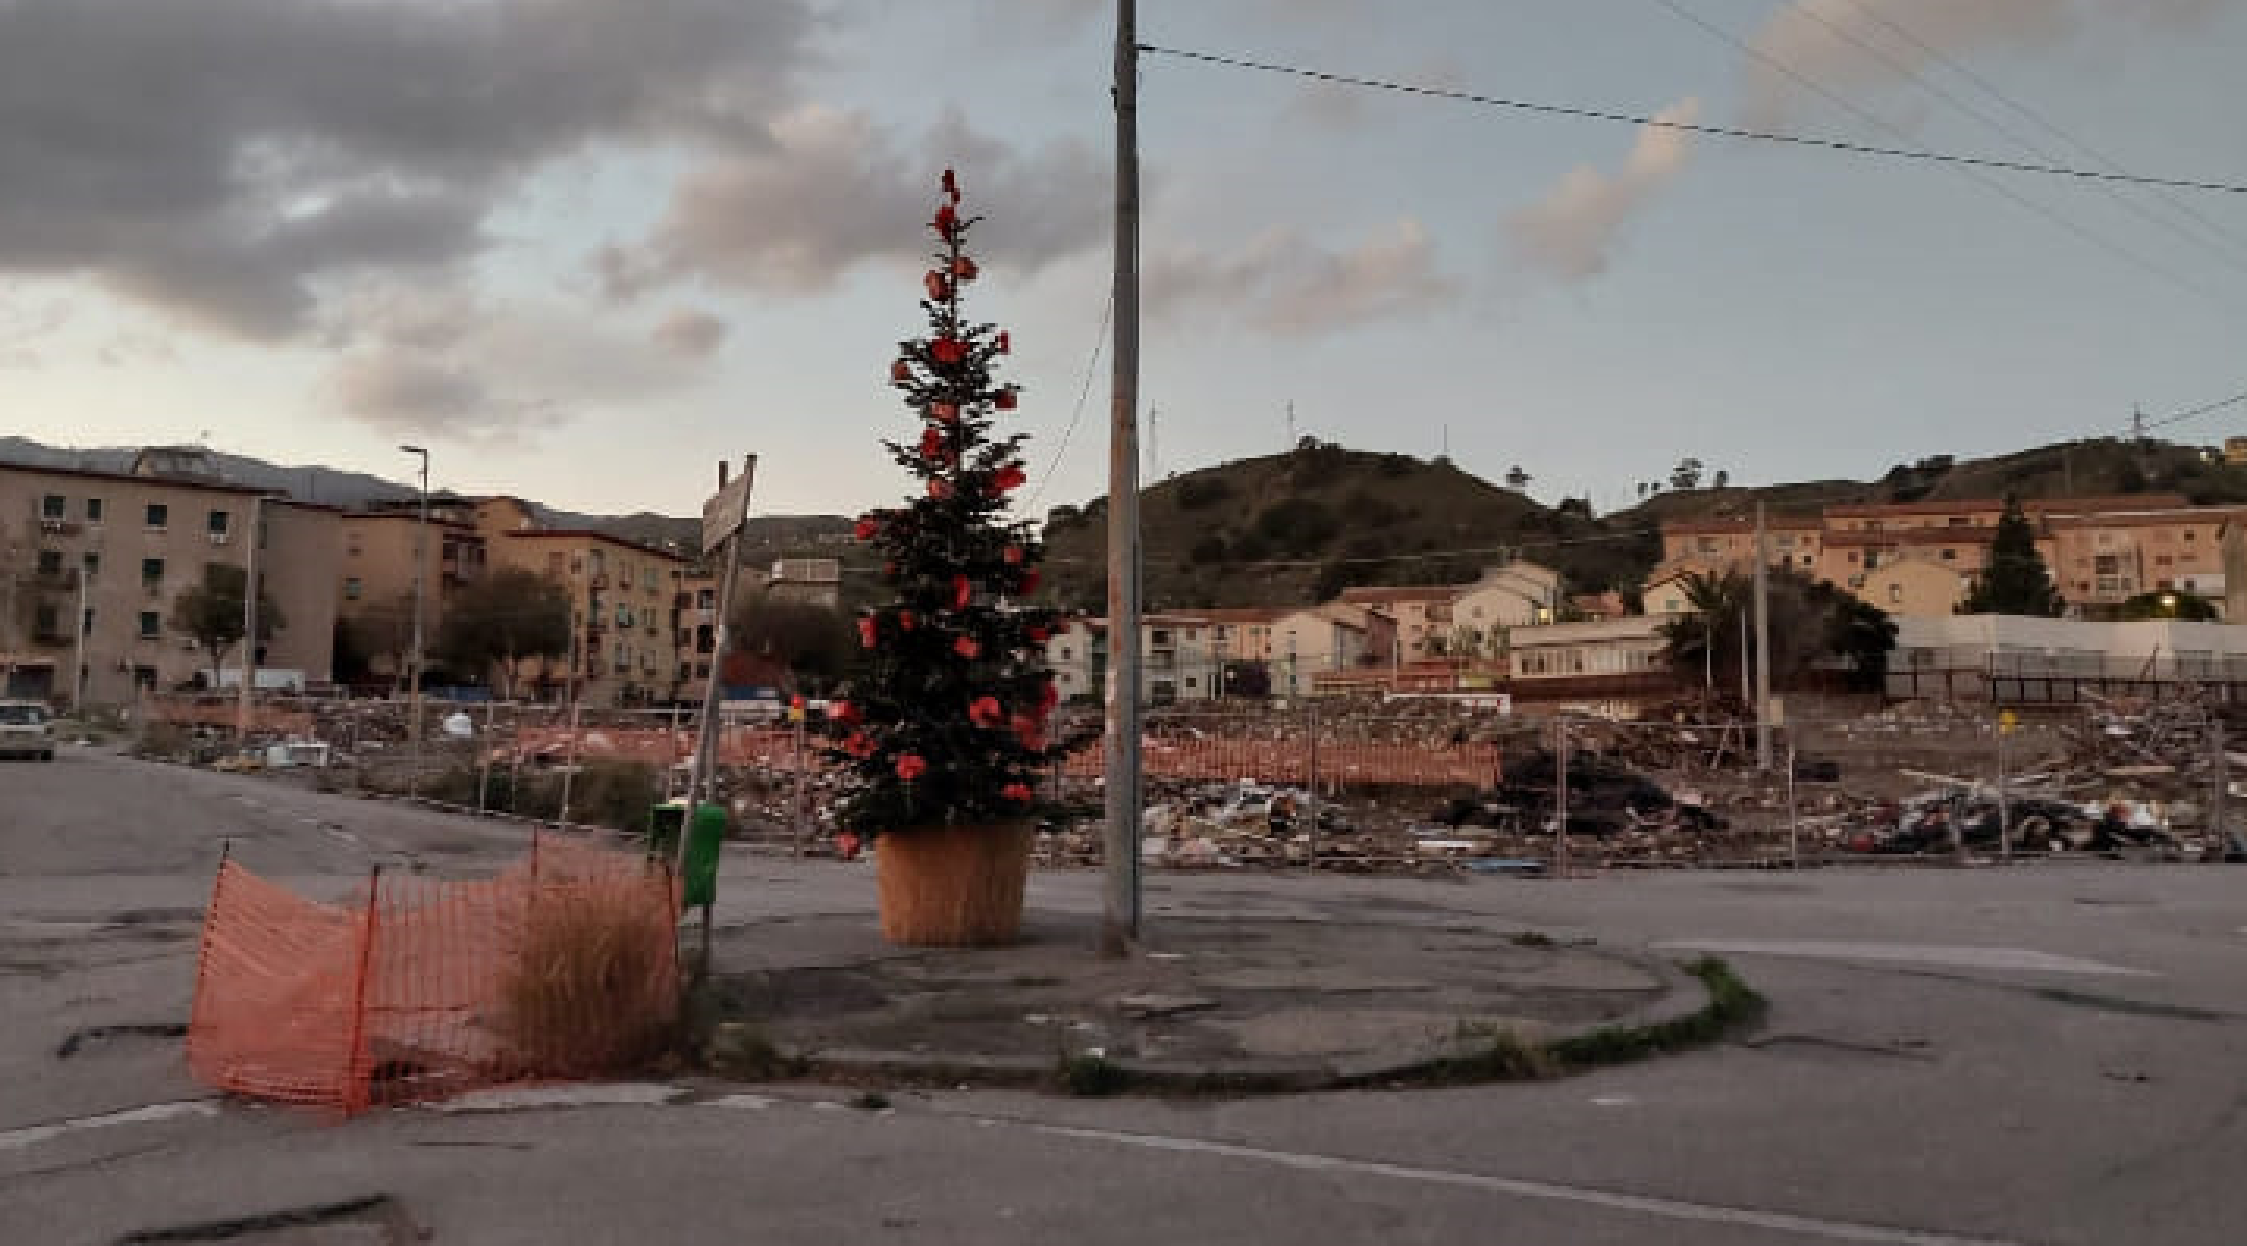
left=400, top=445, right=430, bottom=799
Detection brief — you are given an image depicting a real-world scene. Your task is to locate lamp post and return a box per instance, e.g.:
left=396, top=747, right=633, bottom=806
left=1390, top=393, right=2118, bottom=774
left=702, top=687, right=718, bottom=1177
left=400, top=445, right=430, bottom=799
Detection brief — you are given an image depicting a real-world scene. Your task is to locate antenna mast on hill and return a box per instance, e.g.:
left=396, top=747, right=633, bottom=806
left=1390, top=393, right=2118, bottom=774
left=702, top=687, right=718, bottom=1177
left=1285, top=400, right=1296, bottom=449
left=1147, top=406, right=1161, bottom=480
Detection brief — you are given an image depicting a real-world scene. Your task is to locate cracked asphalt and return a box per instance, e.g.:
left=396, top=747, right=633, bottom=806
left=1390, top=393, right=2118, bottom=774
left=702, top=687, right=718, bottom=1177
left=4, top=745, right=2246, bottom=1244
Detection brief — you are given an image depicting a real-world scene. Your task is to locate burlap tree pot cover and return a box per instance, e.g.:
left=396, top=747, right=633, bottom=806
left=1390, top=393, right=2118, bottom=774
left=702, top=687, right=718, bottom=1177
left=874, top=823, right=1033, bottom=947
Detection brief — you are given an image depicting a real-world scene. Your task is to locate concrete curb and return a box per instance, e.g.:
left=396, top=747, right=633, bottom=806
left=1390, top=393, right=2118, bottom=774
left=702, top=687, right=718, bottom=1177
left=714, top=951, right=1747, bottom=1097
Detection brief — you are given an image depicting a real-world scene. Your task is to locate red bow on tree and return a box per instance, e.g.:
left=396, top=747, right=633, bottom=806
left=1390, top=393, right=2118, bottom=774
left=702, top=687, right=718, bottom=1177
left=933, top=203, right=957, bottom=234
left=996, top=331, right=1010, bottom=354
left=890, top=358, right=913, bottom=383
left=954, top=635, right=980, bottom=659
left=1019, top=568, right=1041, bottom=595
left=919, top=427, right=950, bottom=464
left=930, top=401, right=959, bottom=423
left=843, top=731, right=876, bottom=759
left=942, top=167, right=960, bottom=203
left=931, top=337, right=965, bottom=364
left=855, top=515, right=879, bottom=541
left=857, top=617, right=878, bottom=649
left=925, top=271, right=951, bottom=302
left=989, top=463, right=1027, bottom=495
left=951, top=256, right=979, bottom=281
left=1002, top=545, right=1024, bottom=565
left=928, top=478, right=953, bottom=500
left=896, top=754, right=929, bottom=781
left=830, top=701, right=859, bottom=725
left=952, top=574, right=972, bottom=610
left=995, top=389, right=1018, bottom=411
left=1001, top=782, right=1033, bottom=803
left=969, top=696, right=1005, bottom=729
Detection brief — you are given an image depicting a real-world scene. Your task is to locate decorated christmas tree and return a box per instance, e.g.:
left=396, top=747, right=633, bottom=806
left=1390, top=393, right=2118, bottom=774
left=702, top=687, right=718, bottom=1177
left=825, top=170, right=1064, bottom=943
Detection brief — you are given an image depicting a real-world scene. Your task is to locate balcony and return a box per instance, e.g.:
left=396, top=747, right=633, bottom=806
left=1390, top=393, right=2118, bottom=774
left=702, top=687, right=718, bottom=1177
left=38, top=518, right=81, bottom=537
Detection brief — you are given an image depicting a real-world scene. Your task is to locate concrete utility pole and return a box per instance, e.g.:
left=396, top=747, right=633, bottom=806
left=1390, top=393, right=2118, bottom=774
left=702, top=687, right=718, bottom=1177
left=1102, top=0, right=1144, bottom=953
left=236, top=494, right=262, bottom=747
left=1753, top=501, right=1773, bottom=771
left=400, top=445, right=431, bottom=798
left=72, top=561, right=88, bottom=713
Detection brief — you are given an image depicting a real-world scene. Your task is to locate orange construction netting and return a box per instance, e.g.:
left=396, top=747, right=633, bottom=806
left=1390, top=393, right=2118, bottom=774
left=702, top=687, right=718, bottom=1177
left=188, top=838, right=680, bottom=1116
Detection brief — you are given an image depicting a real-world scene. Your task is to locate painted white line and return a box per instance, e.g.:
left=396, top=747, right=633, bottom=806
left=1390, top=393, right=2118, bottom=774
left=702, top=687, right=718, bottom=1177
left=428, top=1084, right=687, bottom=1113
left=1030, top=1121, right=2025, bottom=1246
left=707, top=1094, right=775, bottom=1111
left=0, top=1101, right=219, bottom=1152
left=1656, top=939, right=2151, bottom=977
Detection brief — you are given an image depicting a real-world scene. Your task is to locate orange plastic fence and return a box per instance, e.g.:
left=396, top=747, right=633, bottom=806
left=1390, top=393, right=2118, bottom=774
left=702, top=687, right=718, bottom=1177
left=189, top=839, right=679, bottom=1116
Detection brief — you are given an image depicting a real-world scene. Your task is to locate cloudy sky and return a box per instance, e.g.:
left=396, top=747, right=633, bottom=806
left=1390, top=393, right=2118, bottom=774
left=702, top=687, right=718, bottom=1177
left=2, top=0, right=2242, bottom=518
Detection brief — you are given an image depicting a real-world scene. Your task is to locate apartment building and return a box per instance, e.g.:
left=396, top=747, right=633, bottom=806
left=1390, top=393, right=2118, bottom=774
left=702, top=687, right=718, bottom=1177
left=335, top=510, right=487, bottom=686
left=1658, top=495, right=2227, bottom=618
left=1044, top=614, right=1225, bottom=704
left=487, top=529, right=690, bottom=705
left=0, top=453, right=337, bottom=705
left=1337, top=585, right=1456, bottom=659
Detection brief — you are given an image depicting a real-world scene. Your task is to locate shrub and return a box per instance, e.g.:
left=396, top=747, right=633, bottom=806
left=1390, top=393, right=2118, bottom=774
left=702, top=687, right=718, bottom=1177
left=495, top=877, right=677, bottom=1076
left=1176, top=476, right=1233, bottom=509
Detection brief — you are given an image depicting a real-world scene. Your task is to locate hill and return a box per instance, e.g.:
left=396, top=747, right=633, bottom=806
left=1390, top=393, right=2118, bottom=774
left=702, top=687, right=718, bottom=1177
left=1038, top=442, right=1654, bottom=612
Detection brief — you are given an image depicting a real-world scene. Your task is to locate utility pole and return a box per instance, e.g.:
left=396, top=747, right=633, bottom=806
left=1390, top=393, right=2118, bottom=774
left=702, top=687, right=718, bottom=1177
left=1554, top=717, right=1570, bottom=878
left=400, top=445, right=430, bottom=799
left=2210, top=714, right=2228, bottom=856
left=236, top=494, right=262, bottom=748
left=72, top=562, right=88, bottom=713
left=1101, top=0, right=1143, bottom=954
left=1753, top=501, right=1773, bottom=771
left=1996, top=709, right=2013, bottom=862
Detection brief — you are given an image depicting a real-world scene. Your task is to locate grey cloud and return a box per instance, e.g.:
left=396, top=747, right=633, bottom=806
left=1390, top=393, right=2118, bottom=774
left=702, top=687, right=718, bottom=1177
left=614, top=106, right=1104, bottom=295
left=327, top=285, right=717, bottom=442
left=1148, top=219, right=1458, bottom=336
left=1506, top=99, right=1698, bottom=281
left=0, top=0, right=816, bottom=337
left=652, top=308, right=729, bottom=357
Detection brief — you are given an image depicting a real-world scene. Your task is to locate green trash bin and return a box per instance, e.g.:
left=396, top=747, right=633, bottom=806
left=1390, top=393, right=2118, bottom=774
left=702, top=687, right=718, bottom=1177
left=681, top=803, right=725, bottom=910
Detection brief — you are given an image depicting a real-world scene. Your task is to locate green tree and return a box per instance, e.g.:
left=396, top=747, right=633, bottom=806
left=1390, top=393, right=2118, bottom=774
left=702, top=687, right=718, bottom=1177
left=169, top=564, right=285, bottom=685
left=729, top=594, right=859, bottom=693
left=1660, top=566, right=1896, bottom=695
left=1959, top=495, right=2064, bottom=616
left=825, top=170, right=1066, bottom=834
left=435, top=565, right=572, bottom=697
left=2118, top=589, right=2220, bottom=621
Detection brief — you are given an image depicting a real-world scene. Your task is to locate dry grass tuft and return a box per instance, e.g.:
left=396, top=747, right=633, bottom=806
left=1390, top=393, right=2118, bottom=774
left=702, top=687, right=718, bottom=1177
left=496, top=878, right=677, bottom=1077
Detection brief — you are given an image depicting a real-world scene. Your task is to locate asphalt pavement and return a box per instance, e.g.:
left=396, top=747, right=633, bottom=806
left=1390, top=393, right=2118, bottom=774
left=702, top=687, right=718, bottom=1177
left=4, top=744, right=2245, bottom=1245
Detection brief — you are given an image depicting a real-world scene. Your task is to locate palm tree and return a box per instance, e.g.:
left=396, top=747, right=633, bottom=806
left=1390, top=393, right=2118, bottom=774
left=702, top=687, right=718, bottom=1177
left=1658, top=570, right=1749, bottom=697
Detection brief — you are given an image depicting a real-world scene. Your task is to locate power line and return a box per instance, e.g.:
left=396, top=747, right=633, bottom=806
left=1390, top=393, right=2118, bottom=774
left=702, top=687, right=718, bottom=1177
left=1136, top=42, right=2247, bottom=195
left=2141, top=388, right=2247, bottom=433
left=1794, top=0, right=2247, bottom=277
left=1830, top=0, right=2247, bottom=267
left=1024, top=293, right=1113, bottom=511
left=1644, top=0, right=2237, bottom=310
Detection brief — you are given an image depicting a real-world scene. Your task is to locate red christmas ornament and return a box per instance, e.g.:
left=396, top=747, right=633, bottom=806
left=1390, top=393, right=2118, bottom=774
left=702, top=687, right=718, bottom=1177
left=930, top=401, right=959, bottom=423
left=951, top=255, right=979, bottom=281
left=896, top=754, right=929, bottom=781
left=858, top=617, right=878, bottom=649
left=969, top=696, right=1005, bottom=729
left=1001, top=782, right=1033, bottom=803
left=995, top=388, right=1017, bottom=411
left=953, top=574, right=972, bottom=609
left=931, top=337, right=965, bottom=364
left=953, top=635, right=980, bottom=659
left=933, top=203, right=956, bottom=233
left=990, top=463, right=1026, bottom=495
left=844, top=731, right=875, bottom=759
left=996, top=331, right=1011, bottom=354
left=924, top=270, right=951, bottom=302
left=918, top=427, right=947, bottom=463
left=890, top=358, right=912, bottom=383
left=928, top=478, right=953, bottom=500
left=941, top=167, right=959, bottom=203
left=1002, top=545, right=1024, bottom=565
left=854, top=515, right=879, bottom=541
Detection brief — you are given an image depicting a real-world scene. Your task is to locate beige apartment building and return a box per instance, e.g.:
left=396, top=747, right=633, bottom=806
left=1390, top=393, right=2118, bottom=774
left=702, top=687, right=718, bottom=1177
left=0, top=453, right=337, bottom=706
left=335, top=510, right=487, bottom=687
left=487, top=527, right=689, bottom=705
left=1658, top=495, right=2230, bottom=618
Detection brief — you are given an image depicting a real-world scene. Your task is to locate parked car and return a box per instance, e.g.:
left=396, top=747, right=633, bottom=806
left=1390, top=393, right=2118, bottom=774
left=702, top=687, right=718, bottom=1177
left=0, top=700, right=56, bottom=761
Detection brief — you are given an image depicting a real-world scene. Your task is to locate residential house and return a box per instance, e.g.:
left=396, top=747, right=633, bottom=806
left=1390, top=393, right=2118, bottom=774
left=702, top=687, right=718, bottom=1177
left=1043, top=613, right=1222, bottom=705
left=486, top=529, right=689, bottom=705
left=1266, top=604, right=1374, bottom=696
left=335, top=511, right=486, bottom=687
left=1506, top=616, right=1672, bottom=686
left=1337, top=584, right=1462, bottom=660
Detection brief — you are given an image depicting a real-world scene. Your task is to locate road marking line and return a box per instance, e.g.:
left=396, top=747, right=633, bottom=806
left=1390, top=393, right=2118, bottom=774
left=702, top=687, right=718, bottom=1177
left=0, top=1101, right=218, bottom=1152
left=1656, top=939, right=2150, bottom=977
left=1029, top=1121, right=2026, bottom=1245
left=428, top=1084, right=685, bottom=1113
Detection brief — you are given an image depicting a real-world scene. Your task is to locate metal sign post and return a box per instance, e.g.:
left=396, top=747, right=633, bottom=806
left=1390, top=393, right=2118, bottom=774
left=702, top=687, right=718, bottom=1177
left=683, top=455, right=754, bottom=866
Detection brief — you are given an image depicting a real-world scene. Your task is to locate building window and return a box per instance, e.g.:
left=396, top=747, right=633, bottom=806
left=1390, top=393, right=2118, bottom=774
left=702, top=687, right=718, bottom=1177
left=2155, top=554, right=2174, bottom=567
left=41, top=494, right=65, bottom=520
left=344, top=578, right=363, bottom=600
left=36, top=549, right=63, bottom=576
left=138, top=611, right=160, bottom=639
left=1846, top=552, right=1859, bottom=563
left=2184, top=530, right=2197, bottom=542
left=347, top=534, right=363, bottom=556
left=82, top=607, right=95, bottom=638
left=141, top=557, right=165, bottom=585
left=207, top=510, right=230, bottom=536
left=145, top=503, right=169, bottom=530
left=86, top=497, right=104, bottom=523
left=82, top=552, right=100, bottom=580
left=1941, top=548, right=1956, bottom=561
left=1889, top=584, right=1903, bottom=605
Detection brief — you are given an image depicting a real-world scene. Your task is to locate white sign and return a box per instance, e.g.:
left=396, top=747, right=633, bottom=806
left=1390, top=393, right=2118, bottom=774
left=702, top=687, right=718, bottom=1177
left=701, top=457, right=758, bottom=555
